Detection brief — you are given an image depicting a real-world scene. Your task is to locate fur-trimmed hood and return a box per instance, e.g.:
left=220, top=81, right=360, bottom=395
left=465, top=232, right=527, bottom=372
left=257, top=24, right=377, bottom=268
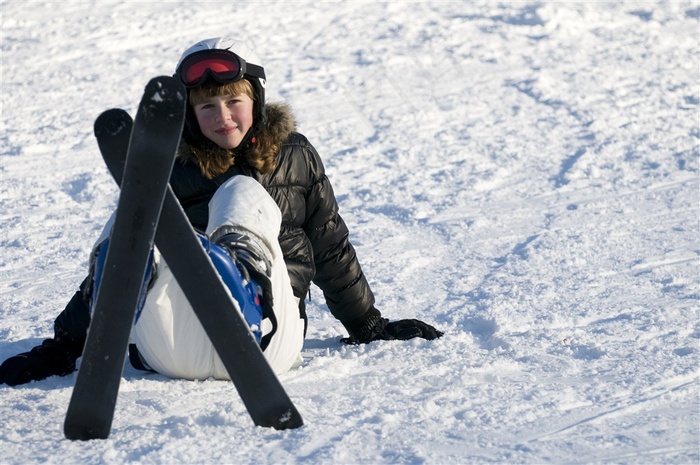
left=177, top=102, right=297, bottom=179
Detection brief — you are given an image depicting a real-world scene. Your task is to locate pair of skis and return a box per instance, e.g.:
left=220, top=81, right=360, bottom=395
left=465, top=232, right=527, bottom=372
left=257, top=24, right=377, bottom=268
left=63, top=76, right=303, bottom=440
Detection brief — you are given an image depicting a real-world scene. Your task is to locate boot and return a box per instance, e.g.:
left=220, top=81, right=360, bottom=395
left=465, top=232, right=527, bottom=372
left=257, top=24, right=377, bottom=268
left=211, top=226, right=272, bottom=284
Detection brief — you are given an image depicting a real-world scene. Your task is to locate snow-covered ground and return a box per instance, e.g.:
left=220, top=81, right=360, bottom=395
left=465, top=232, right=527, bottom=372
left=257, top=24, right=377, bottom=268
left=1, top=1, right=698, bottom=463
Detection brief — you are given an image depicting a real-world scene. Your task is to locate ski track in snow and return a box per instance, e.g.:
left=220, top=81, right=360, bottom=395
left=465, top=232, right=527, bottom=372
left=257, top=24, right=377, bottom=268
left=1, top=1, right=699, bottom=464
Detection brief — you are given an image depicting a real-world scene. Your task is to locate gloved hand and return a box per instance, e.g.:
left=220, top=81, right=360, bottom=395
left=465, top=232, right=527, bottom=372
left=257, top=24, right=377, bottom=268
left=341, top=308, right=443, bottom=345
left=382, top=319, right=444, bottom=340
left=0, top=333, right=80, bottom=386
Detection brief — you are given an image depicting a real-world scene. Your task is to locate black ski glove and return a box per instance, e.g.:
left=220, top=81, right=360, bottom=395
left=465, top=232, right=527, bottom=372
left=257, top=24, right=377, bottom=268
left=341, top=307, right=443, bottom=345
left=0, top=329, right=81, bottom=386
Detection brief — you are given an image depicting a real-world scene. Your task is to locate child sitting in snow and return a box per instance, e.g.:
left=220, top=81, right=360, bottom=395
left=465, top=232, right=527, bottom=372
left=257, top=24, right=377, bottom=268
left=0, top=36, right=442, bottom=386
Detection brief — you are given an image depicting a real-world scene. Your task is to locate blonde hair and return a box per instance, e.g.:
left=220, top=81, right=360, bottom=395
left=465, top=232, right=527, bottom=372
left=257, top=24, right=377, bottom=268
left=188, top=79, right=255, bottom=107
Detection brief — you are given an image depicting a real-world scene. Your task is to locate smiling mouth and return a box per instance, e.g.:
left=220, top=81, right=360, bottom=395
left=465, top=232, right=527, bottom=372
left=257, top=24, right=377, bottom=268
left=215, top=127, right=237, bottom=135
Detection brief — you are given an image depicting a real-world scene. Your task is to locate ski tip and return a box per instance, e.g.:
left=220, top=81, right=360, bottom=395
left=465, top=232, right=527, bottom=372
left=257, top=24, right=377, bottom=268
left=94, top=109, right=132, bottom=138
left=135, top=76, right=187, bottom=128
left=143, top=76, right=187, bottom=107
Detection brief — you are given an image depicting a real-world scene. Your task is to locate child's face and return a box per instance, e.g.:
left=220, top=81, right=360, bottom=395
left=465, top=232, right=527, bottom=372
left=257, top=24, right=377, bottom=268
left=193, top=92, right=254, bottom=150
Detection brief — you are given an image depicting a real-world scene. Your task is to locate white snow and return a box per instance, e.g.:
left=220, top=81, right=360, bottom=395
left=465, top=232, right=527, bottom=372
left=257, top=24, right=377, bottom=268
left=1, top=1, right=699, bottom=464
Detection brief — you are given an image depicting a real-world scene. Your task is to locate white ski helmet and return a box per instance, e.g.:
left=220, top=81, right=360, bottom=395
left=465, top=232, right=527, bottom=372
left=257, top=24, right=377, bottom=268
left=175, top=37, right=267, bottom=146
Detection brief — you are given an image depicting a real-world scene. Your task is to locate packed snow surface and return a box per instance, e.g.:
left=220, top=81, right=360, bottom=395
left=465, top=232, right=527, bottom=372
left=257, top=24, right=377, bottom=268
left=1, top=1, right=698, bottom=464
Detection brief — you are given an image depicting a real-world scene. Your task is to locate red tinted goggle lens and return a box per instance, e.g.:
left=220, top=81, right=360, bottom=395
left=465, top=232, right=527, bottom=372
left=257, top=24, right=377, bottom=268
left=179, top=51, right=244, bottom=88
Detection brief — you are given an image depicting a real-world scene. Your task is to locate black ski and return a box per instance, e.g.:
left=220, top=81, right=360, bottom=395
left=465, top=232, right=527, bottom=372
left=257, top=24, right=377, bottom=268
left=64, top=76, right=186, bottom=440
left=94, top=116, right=303, bottom=429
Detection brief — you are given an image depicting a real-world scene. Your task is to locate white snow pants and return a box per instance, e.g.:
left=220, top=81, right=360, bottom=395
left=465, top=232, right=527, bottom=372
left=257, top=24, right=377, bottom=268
left=94, top=176, right=305, bottom=378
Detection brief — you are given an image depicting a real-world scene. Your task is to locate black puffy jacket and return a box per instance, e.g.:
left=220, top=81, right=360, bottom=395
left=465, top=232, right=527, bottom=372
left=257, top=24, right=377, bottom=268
left=54, top=103, right=379, bottom=348
left=172, top=102, right=376, bottom=321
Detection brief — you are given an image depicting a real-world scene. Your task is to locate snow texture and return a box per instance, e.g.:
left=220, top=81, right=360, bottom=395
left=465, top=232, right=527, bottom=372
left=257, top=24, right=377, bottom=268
left=1, top=1, right=698, bottom=464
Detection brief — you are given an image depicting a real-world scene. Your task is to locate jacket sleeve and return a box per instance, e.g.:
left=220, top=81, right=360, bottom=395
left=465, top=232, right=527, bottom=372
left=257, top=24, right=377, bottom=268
left=301, top=144, right=376, bottom=324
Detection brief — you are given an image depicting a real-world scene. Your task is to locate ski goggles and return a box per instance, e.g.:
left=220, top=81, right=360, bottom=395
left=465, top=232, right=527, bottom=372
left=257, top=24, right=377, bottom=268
left=176, top=49, right=265, bottom=88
